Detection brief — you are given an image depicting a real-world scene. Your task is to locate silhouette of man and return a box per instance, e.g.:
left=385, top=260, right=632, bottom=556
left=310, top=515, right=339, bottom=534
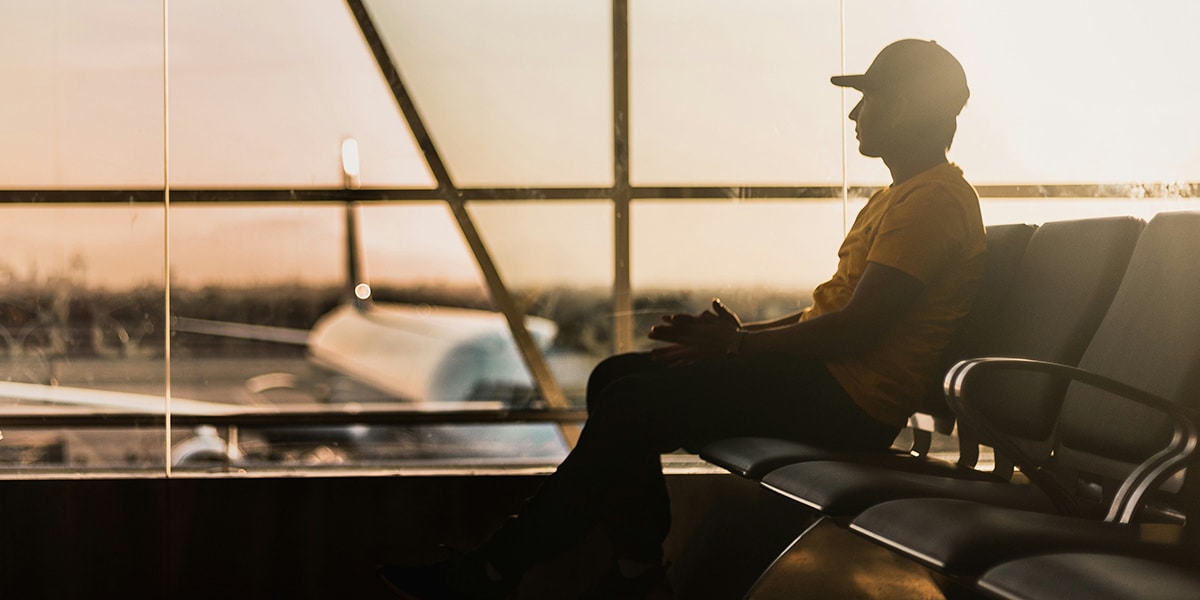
left=380, top=38, right=983, bottom=600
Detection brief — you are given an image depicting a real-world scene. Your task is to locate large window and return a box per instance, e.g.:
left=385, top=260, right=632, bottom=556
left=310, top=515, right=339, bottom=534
left=0, top=1, right=1197, bottom=476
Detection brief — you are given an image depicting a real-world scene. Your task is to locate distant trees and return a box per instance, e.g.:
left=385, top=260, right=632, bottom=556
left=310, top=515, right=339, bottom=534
left=0, top=259, right=811, bottom=384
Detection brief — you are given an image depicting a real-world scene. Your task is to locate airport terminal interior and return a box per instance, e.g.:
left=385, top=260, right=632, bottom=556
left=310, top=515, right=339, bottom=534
left=2, top=1, right=1199, bottom=597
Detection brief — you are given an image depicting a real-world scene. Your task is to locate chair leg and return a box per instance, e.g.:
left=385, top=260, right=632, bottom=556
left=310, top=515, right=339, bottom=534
left=668, top=478, right=818, bottom=599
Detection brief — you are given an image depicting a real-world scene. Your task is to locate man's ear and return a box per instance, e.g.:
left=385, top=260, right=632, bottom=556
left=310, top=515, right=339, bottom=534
left=885, top=92, right=912, bottom=125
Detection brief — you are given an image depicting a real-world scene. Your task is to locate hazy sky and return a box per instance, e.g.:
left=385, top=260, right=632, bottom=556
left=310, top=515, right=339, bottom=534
left=0, top=1, right=1198, bottom=291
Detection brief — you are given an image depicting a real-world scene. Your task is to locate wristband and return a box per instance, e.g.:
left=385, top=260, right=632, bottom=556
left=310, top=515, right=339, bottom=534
left=727, top=328, right=749, bottom=356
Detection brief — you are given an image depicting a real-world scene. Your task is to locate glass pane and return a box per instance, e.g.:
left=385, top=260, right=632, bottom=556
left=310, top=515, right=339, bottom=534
left=0, top=1, right=164, bottom=188
left=169, top=203, right=344, bottom=291
left=631, top=199, right=844, bottom=351
left=844, top=0, right=1200, bottom=186
left=364, top=0, right=613, bottom=187
left=469, top=201, right=614, bottom=405
left=357, top=202, right=563, bottom=405
left=354, top=202, right=573, bottom=465
left=356, top=203, right=505, bottom=406
left=167, top=0, right=433, bottom=188
left=0, top=205, right=166, bottom=472
left=358, top=203, right=487, bottom=294
left=166, top=201, right=572, bottom=468
left=0, top=0, right=167, bottom=474
left=630, top=0, right=843, bottom=185
left=168, top=203, right=342, bottom=468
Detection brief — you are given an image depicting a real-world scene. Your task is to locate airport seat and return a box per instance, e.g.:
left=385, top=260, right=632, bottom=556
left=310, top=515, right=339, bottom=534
left=758, top=215, right=1144, bottom=518
left=976, top=552, right=1200, bottom=600
left=698, top=222, right=1039, bottom=480
left=842, top=211, right=1200, bottom=582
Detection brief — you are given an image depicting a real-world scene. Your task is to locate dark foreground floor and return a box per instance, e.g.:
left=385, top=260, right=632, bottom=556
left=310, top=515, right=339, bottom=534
left=0, top=470, right=948, bottom=599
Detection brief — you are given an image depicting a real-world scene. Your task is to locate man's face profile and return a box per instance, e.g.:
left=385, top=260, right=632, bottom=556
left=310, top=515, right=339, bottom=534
left=849, top=90, right=902, bottom=159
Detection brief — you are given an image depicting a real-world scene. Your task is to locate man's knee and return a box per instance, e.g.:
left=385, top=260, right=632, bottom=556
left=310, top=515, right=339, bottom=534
left=586, top=352, right=658, bottom=414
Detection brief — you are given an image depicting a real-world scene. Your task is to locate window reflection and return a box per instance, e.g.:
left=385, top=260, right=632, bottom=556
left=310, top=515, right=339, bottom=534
left=0, top=206, right=165, bottom=471
left=2, top=3, right=1200, bottom=474
left=164, top=201, right=578, bottom=468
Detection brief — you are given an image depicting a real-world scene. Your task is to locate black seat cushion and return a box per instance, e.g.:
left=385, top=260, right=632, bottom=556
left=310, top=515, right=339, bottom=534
left=978, top=552, right=1200, bottom=600
left=849, top=497, right=1182, bottom=574
left=760, top=460, right=1051, bottom=518
left=697, top=437, right=888, bottom=479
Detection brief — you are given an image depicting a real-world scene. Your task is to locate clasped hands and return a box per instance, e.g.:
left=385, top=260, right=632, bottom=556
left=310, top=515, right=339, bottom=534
left=648, top=298, right=742, bottom=366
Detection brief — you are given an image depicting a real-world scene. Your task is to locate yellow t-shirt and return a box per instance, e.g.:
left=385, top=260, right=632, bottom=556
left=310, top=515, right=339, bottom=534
left=802, top=162, right=985, bottom=427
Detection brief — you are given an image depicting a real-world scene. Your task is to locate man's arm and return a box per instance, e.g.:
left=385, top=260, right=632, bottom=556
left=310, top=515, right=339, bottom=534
left=649, top=262, right=924, bottom=361
left=742, top=310, right=807, bottom=331
left=743, top=262, right=924, bottom=357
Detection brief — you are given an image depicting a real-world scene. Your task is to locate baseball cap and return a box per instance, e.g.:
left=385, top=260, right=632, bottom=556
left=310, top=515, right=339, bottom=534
left=831, top=39, right=970, bottom=116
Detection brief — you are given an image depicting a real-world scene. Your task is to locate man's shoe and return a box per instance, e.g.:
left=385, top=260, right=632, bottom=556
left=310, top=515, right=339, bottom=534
left=377, top=553, right=516, bottom=600
left=582, top=563, right=673, bottom=600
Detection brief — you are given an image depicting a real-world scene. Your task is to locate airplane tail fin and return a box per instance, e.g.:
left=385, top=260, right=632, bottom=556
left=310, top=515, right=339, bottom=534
left=341, top=137, right=370, bottom=311
left=344, top=202, right=370, bottom=311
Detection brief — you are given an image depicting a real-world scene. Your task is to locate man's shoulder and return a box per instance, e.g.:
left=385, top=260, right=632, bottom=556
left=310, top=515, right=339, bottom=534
left=894, top=163, right=975, bottom=198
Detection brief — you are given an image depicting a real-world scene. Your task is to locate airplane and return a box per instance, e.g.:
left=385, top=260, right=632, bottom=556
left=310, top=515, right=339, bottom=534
left=173, top=141, right=565, bottom=409
left=170, top=301, right=559, bottom=407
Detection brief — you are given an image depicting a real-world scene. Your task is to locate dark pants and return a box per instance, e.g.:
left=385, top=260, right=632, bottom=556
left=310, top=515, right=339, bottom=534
left=483, top=351, right=899, bottom=577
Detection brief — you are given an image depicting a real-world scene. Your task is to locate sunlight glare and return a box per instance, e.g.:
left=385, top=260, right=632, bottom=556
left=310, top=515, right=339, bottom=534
left=341, top=137, right=361, bottom=189
left=948, top=1, right=1200, bottom=184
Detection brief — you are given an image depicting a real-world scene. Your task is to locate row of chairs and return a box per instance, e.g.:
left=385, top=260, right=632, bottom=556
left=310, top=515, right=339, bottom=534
left=698, top=211, right=1200, bottom=598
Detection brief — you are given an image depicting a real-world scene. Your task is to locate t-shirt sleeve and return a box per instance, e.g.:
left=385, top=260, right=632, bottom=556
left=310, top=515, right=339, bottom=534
left=866, top=183, right=969, bottom=284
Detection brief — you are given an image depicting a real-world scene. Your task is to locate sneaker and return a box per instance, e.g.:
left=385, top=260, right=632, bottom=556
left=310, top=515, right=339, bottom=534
left=377, top=552, right=517, bottom=600
left=582, top=563, right=673, bottom=600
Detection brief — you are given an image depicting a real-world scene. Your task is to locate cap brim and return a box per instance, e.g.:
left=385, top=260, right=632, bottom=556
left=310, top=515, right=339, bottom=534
left=830, top=74, right=868, bottom=89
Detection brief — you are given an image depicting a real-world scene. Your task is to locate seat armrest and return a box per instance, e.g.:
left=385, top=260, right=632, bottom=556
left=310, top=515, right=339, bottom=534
left=945, top=357, right=1199, bottom=523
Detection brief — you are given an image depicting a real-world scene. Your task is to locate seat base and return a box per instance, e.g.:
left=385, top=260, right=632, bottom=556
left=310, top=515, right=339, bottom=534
left=746, top=517, right=953, bottom=599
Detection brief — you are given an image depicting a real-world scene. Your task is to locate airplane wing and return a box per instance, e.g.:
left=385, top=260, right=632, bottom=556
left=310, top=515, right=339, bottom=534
left=0, top=380, right=250, bottom=416
left=171, top=316, right=310, bottom=345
